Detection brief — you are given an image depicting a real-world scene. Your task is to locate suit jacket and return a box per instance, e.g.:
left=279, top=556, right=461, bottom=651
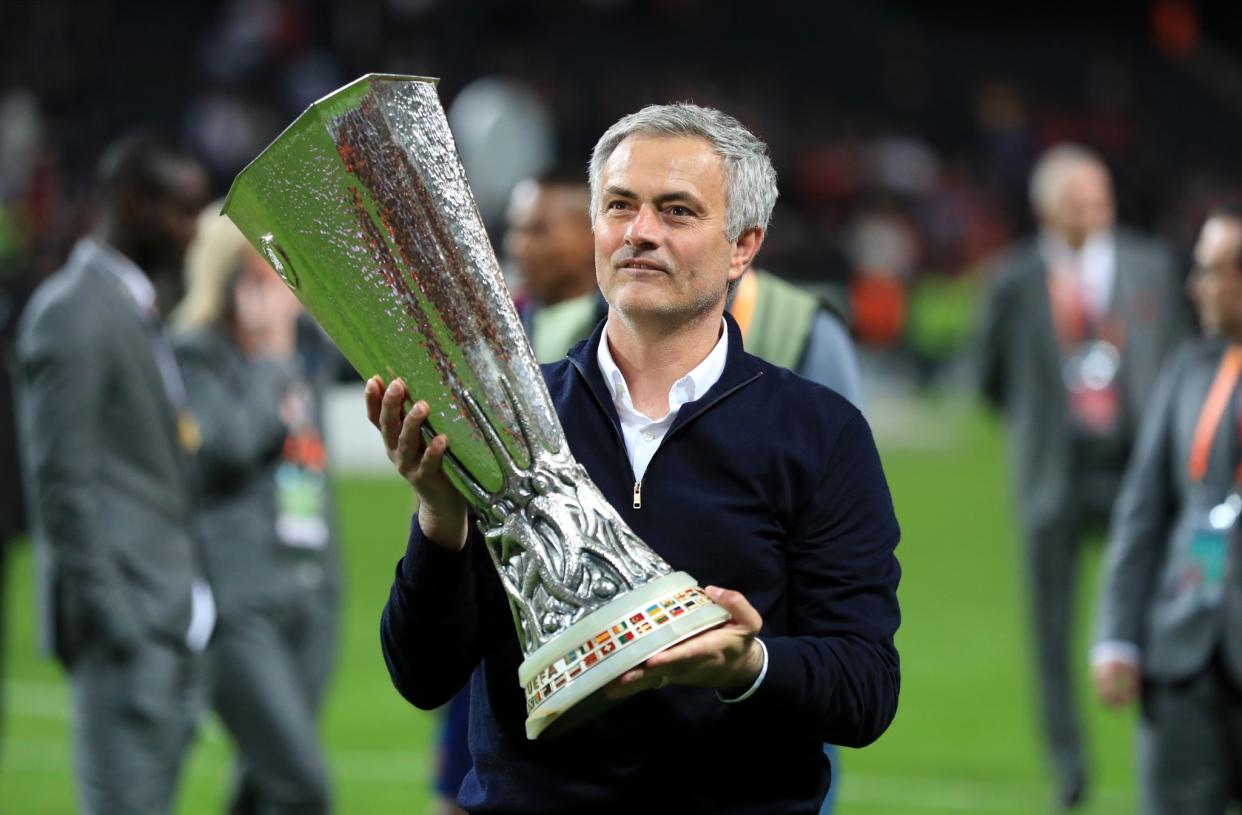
left=973, top=229, right=1192, bottom=532
left=173, top=326, right=339, bottom=618
left=15, top=240, right=199, bottom=663
left=1096, top=339, right=1242, bottom=684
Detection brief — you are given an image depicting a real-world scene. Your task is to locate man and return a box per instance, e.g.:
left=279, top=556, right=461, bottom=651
left=974, top=144, right=1191, bottom=808
left=1093, top=205, right=1242, bottom=814
left=505, top=166, right=608, bottom=363
left=15, top=133, right=213, bottom=814
left=372, top=103, right=901, bottom=813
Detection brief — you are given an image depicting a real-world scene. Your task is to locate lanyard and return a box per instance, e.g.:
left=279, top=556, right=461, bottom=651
left=1188, top=345, right=1242, bottom=483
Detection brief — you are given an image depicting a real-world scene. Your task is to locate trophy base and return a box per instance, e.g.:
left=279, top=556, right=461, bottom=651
left=518, top=571, right=730, bottom=740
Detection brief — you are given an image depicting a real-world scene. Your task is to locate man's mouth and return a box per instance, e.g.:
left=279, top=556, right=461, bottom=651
left=616, top=258, right=668, bottom=273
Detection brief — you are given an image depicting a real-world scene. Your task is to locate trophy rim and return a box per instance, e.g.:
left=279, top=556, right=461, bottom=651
left=219, top=72, right=442, bottom=218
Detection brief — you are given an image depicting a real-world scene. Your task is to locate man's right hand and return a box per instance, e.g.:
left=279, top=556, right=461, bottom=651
left=365, top=375, right=468, bottom=552
left=1092, top=658, right=1140, bottom=707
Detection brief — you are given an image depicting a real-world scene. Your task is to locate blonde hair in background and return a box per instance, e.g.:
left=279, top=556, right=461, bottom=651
left=172, top=200, right=252, bottom=330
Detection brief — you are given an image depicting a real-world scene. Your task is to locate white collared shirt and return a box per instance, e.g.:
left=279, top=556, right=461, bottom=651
left=1039, top=230, right=1116, bottom=319
left=596, top=318, right=728, bottom=481
left=595, top=318, right=767, bottom=703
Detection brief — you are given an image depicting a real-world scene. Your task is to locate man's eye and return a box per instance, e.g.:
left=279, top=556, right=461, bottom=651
left=605, top=200, right=629, bottom=210
left=667, top=205, right=693, bottom=217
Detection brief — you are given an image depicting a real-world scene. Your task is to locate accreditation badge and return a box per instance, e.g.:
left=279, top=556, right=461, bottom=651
left=1178, top=494, right=1239, bottom=606
left=1063, top=339, right=1122, bottom=436
left=275, top=460, right=329, bottom=549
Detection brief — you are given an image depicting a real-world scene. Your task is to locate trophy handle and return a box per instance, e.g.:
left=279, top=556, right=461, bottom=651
left=260, top=232, right=300, bottom=289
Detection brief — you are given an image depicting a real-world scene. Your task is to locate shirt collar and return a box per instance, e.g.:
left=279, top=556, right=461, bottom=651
left=596, top=317, right=729, bottom=419
left=1038, top=229, right=1114, bottom=269
left=78, top=236, right=158, bottom=315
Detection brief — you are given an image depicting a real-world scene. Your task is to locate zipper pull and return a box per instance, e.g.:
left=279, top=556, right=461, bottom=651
left=632, top=481, right=642, bottom=509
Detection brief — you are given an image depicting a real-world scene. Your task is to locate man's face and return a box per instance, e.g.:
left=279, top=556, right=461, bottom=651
left=594, top=135, right=757, bottom=328
left=1189, top=216, right=1242, bottom=336
left=1046, top=162, right=1115, bottom=249
left=130, top=158, right=210, bottom=273
left=504, top=181, right=595, bottom=305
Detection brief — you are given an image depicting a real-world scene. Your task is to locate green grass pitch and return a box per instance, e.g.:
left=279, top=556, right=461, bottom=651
left=0, top=400, right=1140, bottom=813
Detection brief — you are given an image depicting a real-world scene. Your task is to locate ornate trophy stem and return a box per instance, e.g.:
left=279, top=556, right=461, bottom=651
left=223, top=74, right=729, bottom=738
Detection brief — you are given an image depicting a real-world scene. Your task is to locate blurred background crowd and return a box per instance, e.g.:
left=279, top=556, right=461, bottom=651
left=4, top=1, right=1242, bottom=813
left=5, top=0, right=1242, bottom=361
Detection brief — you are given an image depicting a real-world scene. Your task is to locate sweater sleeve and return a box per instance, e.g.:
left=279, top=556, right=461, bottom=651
left=749, top=412, right=902, bottom=747
left=380, top=512, right=508, bottom=709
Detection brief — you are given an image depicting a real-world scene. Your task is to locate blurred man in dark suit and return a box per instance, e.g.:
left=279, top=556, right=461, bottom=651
left=974, top=144, right=1192, bottom=809
left=15, top=133, right=213, bottom=815
left=1094, top=204, right=1242, bottom=814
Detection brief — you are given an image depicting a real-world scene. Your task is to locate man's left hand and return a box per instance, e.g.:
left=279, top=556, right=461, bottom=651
left=604, top=586, right=763, bottom=700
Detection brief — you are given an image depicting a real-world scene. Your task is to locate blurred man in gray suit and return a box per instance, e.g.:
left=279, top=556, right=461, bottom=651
left=974, top=144, right=1191, bottom=809
left=1094, top=204, right=1242, bottom=814
left=15, top=133, right=213, bottom=815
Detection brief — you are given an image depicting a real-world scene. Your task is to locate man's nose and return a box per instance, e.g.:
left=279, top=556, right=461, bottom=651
left=624, top=204, right=661, bottom=249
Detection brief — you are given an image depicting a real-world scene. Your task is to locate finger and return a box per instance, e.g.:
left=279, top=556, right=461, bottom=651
left=616, top=666, right=648, bottom=685
left=395, top=401, right=429, bottom=474
left=604, top=675, right=644, bottom=700
left=418, top=433, right=450, bottom=479
left=643, top=630, right=730, bottom=669
left=1096, top=678, right=1119, bottom=706
left=603, top=667, right=668, bottom=700
left=365, top=375, right=385, bottom=427
left=705, top=586, right=762, bottom=633
left=378, top=379, right=409, bottom=452
left=1120, top=667, right=1140, bottom=705
left=1092, top=674, right=1110, bottom=704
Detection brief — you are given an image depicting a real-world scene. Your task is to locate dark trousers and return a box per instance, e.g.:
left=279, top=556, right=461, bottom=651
left=1140, top=654, right=1242, bottom=815
left=69, top=636, right=204, bottom=815
left=211, top=587, right=337, bottom=815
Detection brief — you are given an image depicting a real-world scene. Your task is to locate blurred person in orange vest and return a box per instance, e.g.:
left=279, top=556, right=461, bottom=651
left=973, top=144, right=1191, bottom=809
left=172, top=206, right=341, bottom=815
left=1093, top=204, right=1242, bottom=814
left=729, top=267, right=862, bottom=408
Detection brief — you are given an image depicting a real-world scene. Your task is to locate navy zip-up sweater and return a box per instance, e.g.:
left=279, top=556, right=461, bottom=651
left=381, top=313, right=901, bottom=814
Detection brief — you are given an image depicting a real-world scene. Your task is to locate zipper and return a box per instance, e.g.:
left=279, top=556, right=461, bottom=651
left=569, top=355, right=763, bottom=512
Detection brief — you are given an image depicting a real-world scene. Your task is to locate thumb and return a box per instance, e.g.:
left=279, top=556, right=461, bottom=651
left=705, top=586, right=761, bottom=633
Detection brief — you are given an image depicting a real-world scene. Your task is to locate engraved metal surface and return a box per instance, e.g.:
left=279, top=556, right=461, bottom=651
left=223, top=75, right=671, bottom=655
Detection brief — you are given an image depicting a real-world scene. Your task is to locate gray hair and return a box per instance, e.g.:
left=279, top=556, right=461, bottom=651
left=588, top=103, right=778, bottom=242
left=1028, top=143, right=1108, bottom=218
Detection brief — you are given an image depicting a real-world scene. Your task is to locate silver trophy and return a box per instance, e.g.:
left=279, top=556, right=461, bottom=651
left=223, top=74, right=729, bottom=739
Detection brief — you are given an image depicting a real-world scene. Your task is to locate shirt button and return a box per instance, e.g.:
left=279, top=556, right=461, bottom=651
left=641, top=430, right=655, bottom=442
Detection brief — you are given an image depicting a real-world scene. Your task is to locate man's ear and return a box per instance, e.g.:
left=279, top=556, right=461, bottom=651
left=728, top=227, right=764, bottom=284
